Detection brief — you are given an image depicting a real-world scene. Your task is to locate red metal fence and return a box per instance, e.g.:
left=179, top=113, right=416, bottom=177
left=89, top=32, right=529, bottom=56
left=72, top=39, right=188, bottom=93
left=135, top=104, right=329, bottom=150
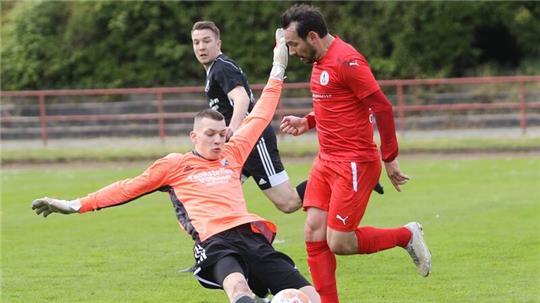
left=1, top=75, right=539, bottom=147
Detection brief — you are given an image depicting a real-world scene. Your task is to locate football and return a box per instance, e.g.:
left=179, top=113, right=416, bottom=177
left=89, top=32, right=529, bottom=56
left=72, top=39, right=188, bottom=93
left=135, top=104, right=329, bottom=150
left=272, top=288, right=311, bottom=303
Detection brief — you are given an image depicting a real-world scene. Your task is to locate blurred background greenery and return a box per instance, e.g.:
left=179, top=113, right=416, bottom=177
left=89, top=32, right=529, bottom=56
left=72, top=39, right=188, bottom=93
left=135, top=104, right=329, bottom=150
left=2, top=1, right=539, bottom=90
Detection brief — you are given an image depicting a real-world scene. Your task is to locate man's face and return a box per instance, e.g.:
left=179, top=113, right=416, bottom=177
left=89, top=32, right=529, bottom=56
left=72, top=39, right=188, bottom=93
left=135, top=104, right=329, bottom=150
left=284, top=23, right=318, bottom=64
left=190, top=117, right=227, bottom=160
left=192, top=29, right=221, bottom=66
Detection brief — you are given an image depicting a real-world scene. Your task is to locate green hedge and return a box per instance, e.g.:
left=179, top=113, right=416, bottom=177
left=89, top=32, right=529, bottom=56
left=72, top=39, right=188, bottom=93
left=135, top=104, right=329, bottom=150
left=1, top=1, right=539, bottom=90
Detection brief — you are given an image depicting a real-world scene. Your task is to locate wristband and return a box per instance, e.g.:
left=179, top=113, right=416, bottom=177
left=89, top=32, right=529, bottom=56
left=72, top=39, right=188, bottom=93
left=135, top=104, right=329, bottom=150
left=304, top=114, right=316, bottom=129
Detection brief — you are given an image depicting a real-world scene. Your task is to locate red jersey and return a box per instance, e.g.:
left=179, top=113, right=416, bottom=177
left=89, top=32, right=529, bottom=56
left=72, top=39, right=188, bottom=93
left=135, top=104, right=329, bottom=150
left=310, top=36, right=397, bottom=162
left=78, top=79, right=283, bottom=243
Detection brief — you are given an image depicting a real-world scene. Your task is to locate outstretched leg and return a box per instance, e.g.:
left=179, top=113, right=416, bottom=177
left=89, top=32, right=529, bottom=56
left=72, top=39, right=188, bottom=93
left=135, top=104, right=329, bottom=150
left=215, top=256, right=256, bottom=303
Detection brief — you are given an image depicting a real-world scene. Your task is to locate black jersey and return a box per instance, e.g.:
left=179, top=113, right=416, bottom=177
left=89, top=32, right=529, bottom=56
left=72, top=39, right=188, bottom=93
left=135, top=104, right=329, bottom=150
left=203, top=54, right=288, bottom=191
left=205, top=54, right=255, bottom=124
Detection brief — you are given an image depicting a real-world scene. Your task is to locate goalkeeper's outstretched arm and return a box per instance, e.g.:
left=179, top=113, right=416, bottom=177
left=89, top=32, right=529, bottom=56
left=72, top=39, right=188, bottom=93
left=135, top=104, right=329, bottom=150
left=225, top=29, right=288, bottom=163
left=31, top=154, right=175, bottom=217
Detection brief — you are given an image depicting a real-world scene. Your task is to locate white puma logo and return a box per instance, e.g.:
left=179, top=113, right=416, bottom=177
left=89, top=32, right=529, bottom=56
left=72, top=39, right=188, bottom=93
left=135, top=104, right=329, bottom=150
left=336, top=214, right=349, bottom=225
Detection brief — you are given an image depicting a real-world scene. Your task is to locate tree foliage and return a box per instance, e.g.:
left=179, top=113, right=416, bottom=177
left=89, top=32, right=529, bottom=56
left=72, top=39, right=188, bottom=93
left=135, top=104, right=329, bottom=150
left=1, top=1, right=538, bottom=90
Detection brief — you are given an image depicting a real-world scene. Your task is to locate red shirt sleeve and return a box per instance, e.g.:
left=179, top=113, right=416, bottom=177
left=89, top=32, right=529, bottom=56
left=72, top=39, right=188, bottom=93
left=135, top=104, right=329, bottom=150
left=339, top=55, right=398, bottom=162
left=338, top=55, right=380, bottom=101
left=363, top=90, right=399, bottom=162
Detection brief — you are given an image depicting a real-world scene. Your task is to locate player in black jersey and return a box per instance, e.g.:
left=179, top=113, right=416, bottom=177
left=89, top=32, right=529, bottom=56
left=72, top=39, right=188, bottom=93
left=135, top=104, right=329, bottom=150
left=191, top=21, right=305, bottom=213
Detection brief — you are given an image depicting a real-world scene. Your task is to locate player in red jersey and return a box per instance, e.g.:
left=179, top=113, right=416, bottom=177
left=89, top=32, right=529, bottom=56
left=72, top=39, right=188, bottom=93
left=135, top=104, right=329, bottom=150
left=279, top=4, right=432, bottom=302
left=31, top=29, right=320, bottom=303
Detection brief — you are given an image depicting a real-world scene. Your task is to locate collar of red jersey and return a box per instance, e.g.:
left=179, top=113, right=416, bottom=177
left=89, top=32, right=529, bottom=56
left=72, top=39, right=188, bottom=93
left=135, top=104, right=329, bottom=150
left=315, top=35, right=341, bottom=64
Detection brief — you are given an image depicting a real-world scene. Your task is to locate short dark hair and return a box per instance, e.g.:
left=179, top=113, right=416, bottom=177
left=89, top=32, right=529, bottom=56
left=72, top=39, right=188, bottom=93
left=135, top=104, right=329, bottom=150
left=194, top=109, right=225, bottom=123
left=192, top=21, right=220, bottom=39
left=281, top=4, right=328, bottom=39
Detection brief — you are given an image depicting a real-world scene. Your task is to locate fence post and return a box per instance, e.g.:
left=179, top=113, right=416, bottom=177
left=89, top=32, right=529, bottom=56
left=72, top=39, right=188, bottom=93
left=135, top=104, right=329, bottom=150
left=38, top=94, right=48, bottom=147
left=396, top=83, right=406, bottom=136
left=519, top=82, right=527, bottom=135
left=157, top=92, right=165, bottom=143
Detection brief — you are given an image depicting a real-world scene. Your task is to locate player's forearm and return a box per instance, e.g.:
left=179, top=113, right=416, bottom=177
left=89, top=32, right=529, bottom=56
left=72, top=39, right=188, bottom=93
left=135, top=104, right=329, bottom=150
left=79, top=158, right=171, bottom=213
left=228, top=98, right=250, bottom=133
left=226, top=29, right=286, bottom=161
left=228, top=79, right=283, bottom=160
left=244, top=79, right=282, bottom=127
left=374, top=110, right=399, bottom=162
left=364, top=90, right=399, bottom=162
left=78, top=180, right=146, bottom=213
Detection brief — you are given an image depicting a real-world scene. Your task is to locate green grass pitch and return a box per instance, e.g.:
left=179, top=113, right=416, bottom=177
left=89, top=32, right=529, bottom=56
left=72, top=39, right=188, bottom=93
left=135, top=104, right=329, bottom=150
left=2, top=155, right=539, bottom=302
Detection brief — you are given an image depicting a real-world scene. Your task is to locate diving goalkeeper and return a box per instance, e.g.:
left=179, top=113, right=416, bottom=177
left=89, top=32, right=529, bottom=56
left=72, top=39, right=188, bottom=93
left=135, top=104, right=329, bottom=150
left=31, top=29, right=320, bottom=303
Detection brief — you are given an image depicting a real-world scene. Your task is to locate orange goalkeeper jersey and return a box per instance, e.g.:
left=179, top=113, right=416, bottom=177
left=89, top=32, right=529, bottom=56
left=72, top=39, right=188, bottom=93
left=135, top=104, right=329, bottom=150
left=78, top=79, right=283, bottom=243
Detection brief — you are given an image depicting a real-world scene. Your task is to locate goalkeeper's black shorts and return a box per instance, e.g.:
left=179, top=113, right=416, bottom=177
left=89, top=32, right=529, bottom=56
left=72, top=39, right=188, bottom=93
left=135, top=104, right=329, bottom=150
left=192, top=224, right=310, bottom=297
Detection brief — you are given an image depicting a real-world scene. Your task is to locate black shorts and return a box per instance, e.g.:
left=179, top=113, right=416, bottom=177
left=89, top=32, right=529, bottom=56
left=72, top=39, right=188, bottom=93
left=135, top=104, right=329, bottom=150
left=242, top=125, right=289, bottom=190
left=192, top=224, right=310, bottom=298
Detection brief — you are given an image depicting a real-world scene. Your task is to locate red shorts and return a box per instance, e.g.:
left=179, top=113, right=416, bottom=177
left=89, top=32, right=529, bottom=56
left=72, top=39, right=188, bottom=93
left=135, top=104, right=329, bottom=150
left=304, top=155, right=382, bottom=232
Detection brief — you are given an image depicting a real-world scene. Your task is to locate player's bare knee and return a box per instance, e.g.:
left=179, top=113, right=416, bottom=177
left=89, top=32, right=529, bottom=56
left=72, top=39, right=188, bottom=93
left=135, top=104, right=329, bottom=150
left=273, top=200, right=293, bottom=213
left=304, top=218, right=321, bottom=234
left=281, top=204, right=300, bottom=214
left=299, top=285, right=321, bottom=303
left=304, top=217, right=326, bottom=241
left=281, top=199, right=302, bottom=213
left=271, top=194, right=301, bottom=213
left=327, top=233, right=356, bottom=255
left=304, top=222, right=316, bottom=239
left=326, top=237, right=340, bottom=253
left=223, top=273, right=252, bottom=302
left=327, top=239, right=350, bottom=255
left=304, top=208, right=328, bottom=241
left=228, top=284, right=252, bottom=302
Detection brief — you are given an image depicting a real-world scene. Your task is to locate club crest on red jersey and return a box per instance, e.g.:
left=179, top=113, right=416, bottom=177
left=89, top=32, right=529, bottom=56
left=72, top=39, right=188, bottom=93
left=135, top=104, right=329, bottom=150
left=319, top=70, right=329, bottom=86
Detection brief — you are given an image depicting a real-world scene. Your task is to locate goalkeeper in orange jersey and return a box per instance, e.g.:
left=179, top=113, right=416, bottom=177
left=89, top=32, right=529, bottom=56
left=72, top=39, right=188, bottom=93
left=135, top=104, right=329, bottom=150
left=31, top=29, right=320, bottom=303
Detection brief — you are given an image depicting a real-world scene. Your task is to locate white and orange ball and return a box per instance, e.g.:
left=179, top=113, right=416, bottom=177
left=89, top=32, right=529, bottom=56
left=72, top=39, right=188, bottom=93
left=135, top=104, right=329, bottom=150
left=271, top=288, right=311, bottom=303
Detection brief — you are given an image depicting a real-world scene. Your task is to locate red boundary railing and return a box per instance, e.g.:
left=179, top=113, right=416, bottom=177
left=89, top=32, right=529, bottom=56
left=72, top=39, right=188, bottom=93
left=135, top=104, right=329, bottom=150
left=1, top=75, right=539, bottom=147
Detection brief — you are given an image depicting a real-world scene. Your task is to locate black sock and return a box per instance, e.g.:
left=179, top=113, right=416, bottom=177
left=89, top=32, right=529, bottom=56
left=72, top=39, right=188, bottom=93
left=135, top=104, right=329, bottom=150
left=296, top=180, right=308, bottom=202
left=233, top=295, right=256, bottom=303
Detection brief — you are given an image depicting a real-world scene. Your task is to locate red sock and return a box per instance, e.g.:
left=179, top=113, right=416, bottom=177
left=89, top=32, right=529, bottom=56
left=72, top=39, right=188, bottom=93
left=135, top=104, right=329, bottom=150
left=355, top=226, right=412, bottom=254
left=306, top=241, right=339, bottom=303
